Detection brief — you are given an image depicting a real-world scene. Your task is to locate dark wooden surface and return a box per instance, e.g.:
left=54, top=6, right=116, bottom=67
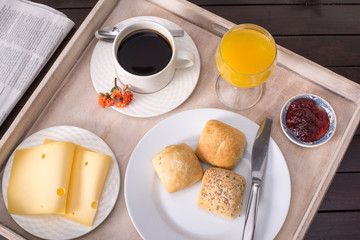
left=1, top=0, right=359, bottom=239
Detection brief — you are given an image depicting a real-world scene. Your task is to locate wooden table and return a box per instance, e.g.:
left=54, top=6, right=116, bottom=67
left=0, top=0, right=359, bottom=239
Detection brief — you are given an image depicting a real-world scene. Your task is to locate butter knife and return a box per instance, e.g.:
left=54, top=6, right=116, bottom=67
left=242, top=117, right=273, bottom=240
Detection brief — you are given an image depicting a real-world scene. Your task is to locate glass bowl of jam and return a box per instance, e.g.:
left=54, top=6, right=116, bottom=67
left=280, top=94, right=336, bottom=147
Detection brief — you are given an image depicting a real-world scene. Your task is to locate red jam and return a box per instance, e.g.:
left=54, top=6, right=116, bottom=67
left=286, top=98, right=329, bottom=142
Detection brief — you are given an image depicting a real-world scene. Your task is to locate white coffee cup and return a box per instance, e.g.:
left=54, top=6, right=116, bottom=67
left=112, top=21, right=195, bottom=93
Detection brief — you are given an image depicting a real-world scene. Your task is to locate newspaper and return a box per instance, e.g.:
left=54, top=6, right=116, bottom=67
left=0, top=0, right=74, bottom=126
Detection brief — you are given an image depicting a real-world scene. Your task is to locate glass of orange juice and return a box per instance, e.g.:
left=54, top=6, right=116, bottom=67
left=215, top=24, right=277, bottom=110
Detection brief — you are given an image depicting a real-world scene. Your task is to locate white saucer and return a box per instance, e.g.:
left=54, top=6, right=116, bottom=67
left=90, top=16, right=201, bottom=118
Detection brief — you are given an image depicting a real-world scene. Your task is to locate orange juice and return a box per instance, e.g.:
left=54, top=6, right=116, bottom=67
left=216, top=27, right=276, bottom=88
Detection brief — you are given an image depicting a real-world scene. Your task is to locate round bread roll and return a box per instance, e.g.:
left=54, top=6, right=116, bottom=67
left=195, top=120, right=246, bottom=169
left=152, top=143, right=203, bottom=193
left=198, top=167, right=246, bottom=219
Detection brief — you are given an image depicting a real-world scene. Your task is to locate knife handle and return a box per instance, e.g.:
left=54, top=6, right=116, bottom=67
left=242, top=181, right=261, bottom=240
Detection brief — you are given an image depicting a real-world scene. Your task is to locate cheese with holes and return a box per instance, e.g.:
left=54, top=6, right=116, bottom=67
left=44, top=139, right=112, bottom=226
left=44, top=139, right=92, bottom=152
left=61, top=149, right=111, bottom=226
left=7, top=142, right=75, bottom=214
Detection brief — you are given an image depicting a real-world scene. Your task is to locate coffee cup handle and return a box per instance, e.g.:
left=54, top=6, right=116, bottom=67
left=175, top=51, right=195, bottom=69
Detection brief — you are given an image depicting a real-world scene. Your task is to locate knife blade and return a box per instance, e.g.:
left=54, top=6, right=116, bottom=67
left=242, top=117, right=273, bottom=240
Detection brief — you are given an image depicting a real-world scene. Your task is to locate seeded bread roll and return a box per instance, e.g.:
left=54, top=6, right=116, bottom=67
left=152, top=143, right=203, bottom=193
left=198, top=167, right=246, bottom=219
left=195, top=120, right=246, bottom=169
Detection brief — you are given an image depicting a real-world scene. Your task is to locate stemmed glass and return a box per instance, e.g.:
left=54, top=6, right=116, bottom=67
left=215, top=24, right=277, bottom=110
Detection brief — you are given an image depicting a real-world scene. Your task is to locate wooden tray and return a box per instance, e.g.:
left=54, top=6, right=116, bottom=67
left=1, top=0, right=360, bottom=239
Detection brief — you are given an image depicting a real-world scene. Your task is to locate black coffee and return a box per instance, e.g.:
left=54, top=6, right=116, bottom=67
left=117, top=29, right=172, bottom=76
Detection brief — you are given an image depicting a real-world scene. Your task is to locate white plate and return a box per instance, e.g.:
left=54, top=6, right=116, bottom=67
left=90, top=16, right=201, bottom=118
left=125, top=108, right=291, bottom=240
left=2, top=126, right=120, bottom=240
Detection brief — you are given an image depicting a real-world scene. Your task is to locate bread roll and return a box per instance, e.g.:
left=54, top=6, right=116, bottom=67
left=198, top=167, right=246, bottom=219
left=152, top=143, right=203, bottom=193
left=195, top=120, right=246, bottom=169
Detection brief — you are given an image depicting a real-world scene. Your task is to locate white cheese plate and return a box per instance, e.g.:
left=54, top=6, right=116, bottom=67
left=2, top=126, right=120, bottom=240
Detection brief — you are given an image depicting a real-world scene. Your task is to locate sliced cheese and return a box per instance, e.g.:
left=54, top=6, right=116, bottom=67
left=61, top=149, right=111, bottom=226
left=44, top=139, right=92, bottom=152
left=7, top=142, right=75, bottom=214
left=45, top=139, right=112, bottom=225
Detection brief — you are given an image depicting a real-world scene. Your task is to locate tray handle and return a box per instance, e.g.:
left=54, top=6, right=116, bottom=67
left=148, top=0, right=233, bottom=36
left=0, top=223, right=26, bottom=240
